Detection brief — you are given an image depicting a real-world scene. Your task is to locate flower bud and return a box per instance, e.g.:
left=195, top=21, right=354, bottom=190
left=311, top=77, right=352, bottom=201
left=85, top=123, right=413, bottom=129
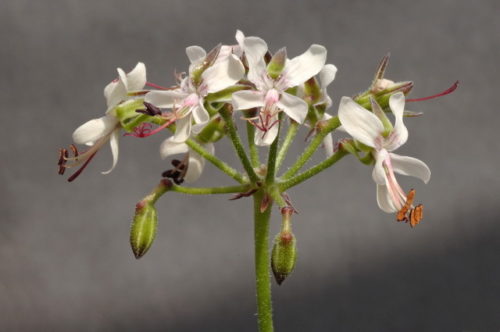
left=130, top=201, right=158, bottom=259
left=267, top=47, right=287, bottom=79
left=271, top=230, right=297, bottom=285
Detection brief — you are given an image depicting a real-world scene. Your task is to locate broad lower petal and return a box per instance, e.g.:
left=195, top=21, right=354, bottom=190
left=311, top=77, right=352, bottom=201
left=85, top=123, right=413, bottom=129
left=186, top=46, right=206, bottom=65
left=101, top=128, right=120, bottom=174
left=377, top=184, right=397, bottom=213
left=319, top=64, right=337, bottom=89
left=192, top=101, right=210, bottom=124
left=232, top=90, right=265, bottom=110
left=338, top=96, right=383, bottom=148
left=72, top=114, right=118, bottom=145
left=323, top=133, right=334, bottom=158
left=159, top=137, right=189, bottom=159
left=125, top=62, right=147, bottom=92
left=145, top=90, right=188, bottom=108
left=389, top=153, right=431, bottom=183
left=203, top=55, right=245, bottom=93
left=385, top=92, right=408, bottom=150
left=372, top=149, right=389, bottom=185
left=277, top=92, right=308, bottom=124
left=172, top=115, right=192, bottom=143
left=283, top=44, right=327, bottom=87
left=185, top=143, right=214, bottom=183
left=254, top=118, right=279, bottom=146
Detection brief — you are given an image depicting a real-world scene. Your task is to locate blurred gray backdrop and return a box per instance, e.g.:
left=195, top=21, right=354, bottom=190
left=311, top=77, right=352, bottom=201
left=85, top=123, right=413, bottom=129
left=1, top=0, right=499, bottom=331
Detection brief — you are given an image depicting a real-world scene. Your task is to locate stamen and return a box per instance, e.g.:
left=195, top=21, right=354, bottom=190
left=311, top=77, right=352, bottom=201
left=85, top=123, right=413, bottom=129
left=58, top=148, right=68, bottom=175
left=67, top=152, right=98, bottom=182
left=70, top=144, right=78, bottom=158
left=406, top=81, right=459, bottom=102
left=161, top=155, right=189, bottom=185
left=136, top=102, right=162, bottom=116
left=145, top=82, right=171, bottom=90
left=397, top=189, right=415, bottom=222
left=123, top=123, right=153, bottom=138
left=409, top=204, right=423, bottom=227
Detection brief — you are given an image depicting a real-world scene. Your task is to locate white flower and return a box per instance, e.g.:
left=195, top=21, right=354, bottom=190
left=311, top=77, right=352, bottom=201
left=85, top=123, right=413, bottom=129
left=160, top=136, right=214, bottom=184
left=145, top=47, right=245, bottom=143
left=338, top=92, right=431, bottom=220
left=66, top=62, right=146, bottom=177
left=232, top=34, right=327, bottom=145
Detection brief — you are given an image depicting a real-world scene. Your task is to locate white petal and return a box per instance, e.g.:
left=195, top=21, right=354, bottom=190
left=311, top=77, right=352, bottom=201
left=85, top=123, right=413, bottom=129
left=277, top=92, right=308, bottom=124
left=203, top=55, right=245, bottom=93
left=319, top=64, right=337, bottom=89
left=72, top=114, right=118, bottom=145
left=372, top=149, right=389, bottom=185
left=377, top=184, right=397, bottom=213
left=385, top=92, right=408, bottom=150
left=101, top=128, right=120, bottom=174
left=125, top=62, right=147, bottom=91
left=323, top=133, right=334, bottom=158
left=185, top=143, right=214, bottom=183
left=172, top=115, right=192, bottom=143
left=243, top=36, right=268, bottom=85
left=338, top=96, right=383, bottom=148
left=283, top=44, right=327, bottom=87
left=117, top=68, right=128, bottom=90
left=104, top=79, right=127, bottom=109
left=192, top=102, right=210, bottom=124
left=144, top=90, right=188, bottom=108
left=159, top=137, right=189, bottom=159
left=389, top=153, right=431, bottom=184
left=186, top=46, right=206, bottom=65
left=232, top=90, right=265, bottom=110
left=235, top=30, right=245, bottom=48
left=254, top=117, right=279, bottom=146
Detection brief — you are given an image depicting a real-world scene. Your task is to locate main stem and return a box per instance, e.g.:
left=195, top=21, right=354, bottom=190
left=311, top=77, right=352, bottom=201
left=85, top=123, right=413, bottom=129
left=253, top=191, right=274, bottom=332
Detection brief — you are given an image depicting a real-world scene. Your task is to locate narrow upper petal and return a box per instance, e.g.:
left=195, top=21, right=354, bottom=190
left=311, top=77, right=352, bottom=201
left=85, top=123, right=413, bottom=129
left=186, top=46, right=206, bottom=65
left=125, top=62, right=147, bottom=91
left=232, top=90, right=265, bottom=110
left=172, top=115, right=192, bottom=143
left=377, top=184, right=397, bottom=213
left=243, top=36, right=268, bottom=85
left=185, top=142, right=214, bottom=183
left=145, top=90, right=188, bottom=108
left=203, top=54, right=245, bottom=93
left=104, top=79, right=127, bottom=109
left=319, top=64, right=337, bottom=89
left=323, top=133, right=334, bottom=158
left=159, top=137, right=189, bottom=159
left=283, top=44, right=327, bottom=87
left=101, top=128, right=120, bottom=174
left=385, top=92, right=408, bottom=151
left=277, top=92, right=308, bottom=124
left=72, top=114, right=118, bottom=145
left=389, top=153, right=431, bottom=183
left=338, top=96, right=383, bottom=148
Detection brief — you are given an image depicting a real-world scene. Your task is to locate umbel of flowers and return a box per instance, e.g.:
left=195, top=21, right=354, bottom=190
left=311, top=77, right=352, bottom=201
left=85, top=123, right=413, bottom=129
left=58, top=30, right=457, bottom=332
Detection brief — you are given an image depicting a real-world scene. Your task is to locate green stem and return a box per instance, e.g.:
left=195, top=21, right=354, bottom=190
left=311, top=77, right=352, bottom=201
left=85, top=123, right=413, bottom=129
left=281, top=116, right=340, bottom=180
left=220, top=106, right=260, bottom=183
left=265, top=116, right=281, bottom=185
left=185, top=138, right=247, bottom=184
left=279, top=149, right=348, bottom=191
left=275, top=120, right=298, bottom=173
left=247, top=122, right=260, bottom=168
left=253, top=191, right=274, bottom=332
left=170, top=184, right=250, bottom=195
left=144, top=179, right=173, bottom=204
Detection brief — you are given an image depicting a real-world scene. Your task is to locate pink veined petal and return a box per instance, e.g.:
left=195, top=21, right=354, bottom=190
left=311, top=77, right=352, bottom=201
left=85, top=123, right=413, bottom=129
left=186, top=46, right=207, bottom=65
left=372, top=149, right=389, bottom=185
left=144, top=90, right=188, bottom=108
left=338, top=96, right=383, bottom=148
left=101, top=128, right=120, bottom=175
left=243, top=36, right=268, bottom=86
left=276, top=92, right=308, bottom=124
left=191, top=101, right=210, bottom=125
left=254, top=116, right=279, bottom=146
left=282, top=44, right=327, bottom=87
left=203, top=55, right=245, bottom=93
left=376, top=184, right=398, bottom=213
left=125, top=62, right=147, bottom=91
left=72, top=114, right=118, bottom=145
left=172, top=115, right=192, bottom=143
left=385, top=92, right=408, bottom=151
left=159, top=137, right=189, bottom=159
left=389, top=153, right=431, bottom=184
left=185, top=142, right=214, bottom=183
left=319, top=64, right=337, bottom=89
left=232, top=90, right=265, bottom=110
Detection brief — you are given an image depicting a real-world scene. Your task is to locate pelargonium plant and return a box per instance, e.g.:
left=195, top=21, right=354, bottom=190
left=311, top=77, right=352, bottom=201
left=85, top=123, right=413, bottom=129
left=58, top=30, right=457, bottom=331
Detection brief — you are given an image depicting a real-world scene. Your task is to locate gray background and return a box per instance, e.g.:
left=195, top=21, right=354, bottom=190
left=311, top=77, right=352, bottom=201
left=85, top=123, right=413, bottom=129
left=1, top=0, right=499, bottom=331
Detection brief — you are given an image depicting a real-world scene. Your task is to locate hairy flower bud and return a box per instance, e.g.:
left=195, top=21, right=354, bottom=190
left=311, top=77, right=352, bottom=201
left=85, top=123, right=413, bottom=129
left=130, top=201, right=158, bottom=259
left=271, top=230, right=297, bottom=285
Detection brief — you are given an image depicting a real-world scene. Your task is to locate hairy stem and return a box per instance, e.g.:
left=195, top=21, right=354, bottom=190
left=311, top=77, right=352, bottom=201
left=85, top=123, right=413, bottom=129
left=247, top=122, right=261, bottom=168
left=275, top=120, right=299, bottom=173
left=170, top=184, right=250, bottom=195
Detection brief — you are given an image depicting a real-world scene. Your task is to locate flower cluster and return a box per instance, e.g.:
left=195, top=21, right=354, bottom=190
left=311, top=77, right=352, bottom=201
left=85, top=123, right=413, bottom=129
left=58, top=30, right=457, bottom=225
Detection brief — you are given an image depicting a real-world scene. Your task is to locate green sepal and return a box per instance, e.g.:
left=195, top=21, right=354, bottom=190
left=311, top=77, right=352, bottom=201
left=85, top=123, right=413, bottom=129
left=130, top=202, right=158, bottom=259
left=196, top=117, right=226, bottom=143
left=266, top=47, right=287, bottom=80
left=205, top=85, right=250, bottom=103
left=303, top=77, right=321, bottom=105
